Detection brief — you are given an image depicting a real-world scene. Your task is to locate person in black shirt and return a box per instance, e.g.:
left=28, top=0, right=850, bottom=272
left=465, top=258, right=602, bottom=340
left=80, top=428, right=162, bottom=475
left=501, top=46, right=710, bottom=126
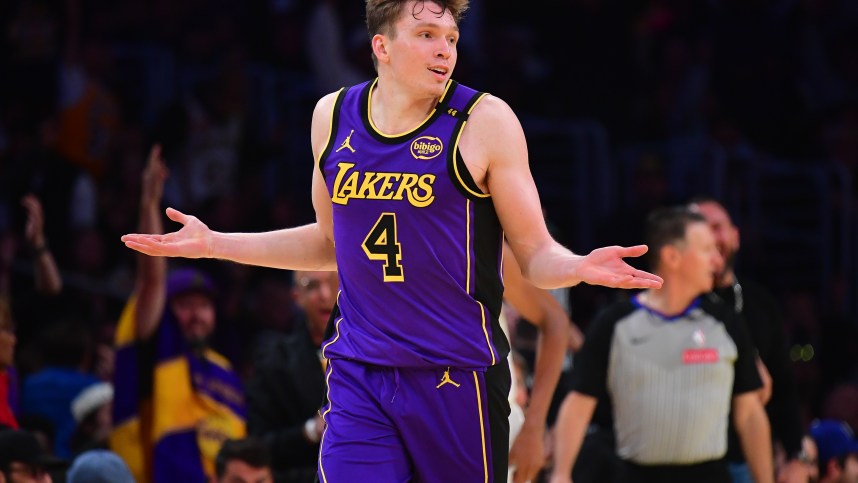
left=245, top=270, right=337, bottom=483
left=691, top=197, right=807, bottom=483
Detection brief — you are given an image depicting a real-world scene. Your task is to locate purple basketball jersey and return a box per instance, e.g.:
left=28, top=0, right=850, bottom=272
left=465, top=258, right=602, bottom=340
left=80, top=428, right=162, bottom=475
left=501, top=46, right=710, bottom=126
left=318, top=79, right=509, bottom=369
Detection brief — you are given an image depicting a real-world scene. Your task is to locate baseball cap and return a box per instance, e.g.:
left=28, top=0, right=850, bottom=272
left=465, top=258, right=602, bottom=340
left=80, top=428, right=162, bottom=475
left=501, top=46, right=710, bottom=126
left=71, top=382, right=114, bottom=423
left=166, top=267, right=217, bottom=301
left=810, top=419, right=858, bottom=464
left=66, top=450, right=135, bottom=483
left=0, top=429, right=66, bottom=469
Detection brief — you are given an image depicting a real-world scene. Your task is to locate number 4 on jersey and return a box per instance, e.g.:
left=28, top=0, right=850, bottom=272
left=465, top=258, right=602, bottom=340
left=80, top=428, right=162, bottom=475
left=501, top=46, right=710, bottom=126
left=362, top=213, right=404, bottom=282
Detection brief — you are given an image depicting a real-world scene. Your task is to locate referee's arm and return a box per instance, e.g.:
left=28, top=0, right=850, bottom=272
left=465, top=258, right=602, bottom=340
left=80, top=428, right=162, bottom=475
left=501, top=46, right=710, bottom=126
left=733, top=392, right=773, bottom=483
left=549, top=308, right=616, bottom=483
left=550, top=392, right=597, bottom=483
left=729, top=311, right=774, bottom=483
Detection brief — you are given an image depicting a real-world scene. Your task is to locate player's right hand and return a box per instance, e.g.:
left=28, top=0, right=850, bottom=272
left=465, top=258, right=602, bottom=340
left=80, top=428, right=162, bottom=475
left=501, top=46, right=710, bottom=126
left=121, top=207, right=214, bottom=258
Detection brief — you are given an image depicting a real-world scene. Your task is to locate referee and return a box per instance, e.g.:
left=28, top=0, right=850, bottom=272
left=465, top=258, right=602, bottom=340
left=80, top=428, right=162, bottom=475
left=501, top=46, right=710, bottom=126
left=550, top=207, right=773, bottom=483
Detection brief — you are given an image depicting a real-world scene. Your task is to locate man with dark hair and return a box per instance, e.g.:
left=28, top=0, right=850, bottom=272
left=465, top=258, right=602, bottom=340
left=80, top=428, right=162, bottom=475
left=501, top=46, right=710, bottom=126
left=551, top=207, right=773, bottom=483
left=0, top=429, right=66, bottom=483
left=214, top=438, right=273, bottom=483
left=689, top=196, right=806, bottom=483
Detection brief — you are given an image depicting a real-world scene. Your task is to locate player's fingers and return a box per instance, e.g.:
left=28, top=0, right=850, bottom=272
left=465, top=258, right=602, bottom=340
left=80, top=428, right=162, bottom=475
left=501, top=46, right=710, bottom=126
left=165, top=207, right=188, bottom=224
left=631, top=269, right=663, bottom=285
left=123, top=240, right=166, bottom=256
left=617, top=244, right=648, bottom=258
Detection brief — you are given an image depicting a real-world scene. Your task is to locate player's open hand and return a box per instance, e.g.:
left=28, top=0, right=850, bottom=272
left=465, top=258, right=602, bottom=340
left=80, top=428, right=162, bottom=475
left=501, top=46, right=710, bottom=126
left=121, top=208, right=213, bottom=258
left=577, top=245, right=663, bottom=289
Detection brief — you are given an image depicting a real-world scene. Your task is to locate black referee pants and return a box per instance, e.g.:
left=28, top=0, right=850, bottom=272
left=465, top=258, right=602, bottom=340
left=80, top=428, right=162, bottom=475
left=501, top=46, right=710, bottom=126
left=620, top=458, right=730, bottom=483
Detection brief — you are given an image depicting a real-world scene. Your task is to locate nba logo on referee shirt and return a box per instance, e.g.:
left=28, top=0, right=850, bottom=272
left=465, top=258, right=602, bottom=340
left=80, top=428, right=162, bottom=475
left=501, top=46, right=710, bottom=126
left=683, top=329, right=717, bottom=364
left=692, top=328, right=706, bottom=347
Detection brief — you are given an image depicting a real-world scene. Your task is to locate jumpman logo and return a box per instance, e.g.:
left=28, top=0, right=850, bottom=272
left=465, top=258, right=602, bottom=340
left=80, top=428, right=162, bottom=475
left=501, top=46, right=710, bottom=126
left=336, top=129, right=356, bottom=153
left=436, top=368, right=460, bottom=389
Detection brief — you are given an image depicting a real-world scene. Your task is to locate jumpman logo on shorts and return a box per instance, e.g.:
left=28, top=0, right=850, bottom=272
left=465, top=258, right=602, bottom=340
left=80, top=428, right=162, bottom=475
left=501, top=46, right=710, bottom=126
left=436, top=368, right=460, bottom=389
left=336, top=129, right=356, bottom=153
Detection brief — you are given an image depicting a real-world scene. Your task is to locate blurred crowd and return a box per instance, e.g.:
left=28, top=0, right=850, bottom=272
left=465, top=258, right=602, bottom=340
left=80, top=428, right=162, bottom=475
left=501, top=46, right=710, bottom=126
left=1, top=0, right=858, bottom=482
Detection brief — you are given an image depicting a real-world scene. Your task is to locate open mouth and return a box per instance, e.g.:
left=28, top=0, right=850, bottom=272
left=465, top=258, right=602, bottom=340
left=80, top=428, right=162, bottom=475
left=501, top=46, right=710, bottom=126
left=428, top=66, right=448, bottom=76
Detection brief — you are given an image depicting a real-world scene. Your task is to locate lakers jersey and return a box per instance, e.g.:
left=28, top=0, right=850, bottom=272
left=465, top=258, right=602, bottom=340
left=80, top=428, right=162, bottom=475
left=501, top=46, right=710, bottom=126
left=318, top=79, right=509, bottom=369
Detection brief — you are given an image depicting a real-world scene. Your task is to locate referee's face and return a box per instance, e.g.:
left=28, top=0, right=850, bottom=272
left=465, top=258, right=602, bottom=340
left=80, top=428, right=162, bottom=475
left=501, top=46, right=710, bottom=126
left=677, top=222, right=722, bottom=295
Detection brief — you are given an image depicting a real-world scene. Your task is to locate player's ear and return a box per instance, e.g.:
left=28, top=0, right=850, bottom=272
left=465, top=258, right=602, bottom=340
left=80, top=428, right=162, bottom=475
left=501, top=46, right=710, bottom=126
left=372, top=34, right=389, bottom=63
left=661, top=244, right=680, bottom=270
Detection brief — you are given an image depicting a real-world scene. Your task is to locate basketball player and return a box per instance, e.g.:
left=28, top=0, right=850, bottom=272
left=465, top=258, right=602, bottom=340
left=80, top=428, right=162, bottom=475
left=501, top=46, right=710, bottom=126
left=122, top=1, right=662, bottom=481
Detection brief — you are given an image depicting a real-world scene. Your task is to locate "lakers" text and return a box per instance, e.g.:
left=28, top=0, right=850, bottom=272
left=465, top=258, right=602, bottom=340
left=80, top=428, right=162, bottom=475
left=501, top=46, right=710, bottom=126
left=331, top=162, right=435, bottom=207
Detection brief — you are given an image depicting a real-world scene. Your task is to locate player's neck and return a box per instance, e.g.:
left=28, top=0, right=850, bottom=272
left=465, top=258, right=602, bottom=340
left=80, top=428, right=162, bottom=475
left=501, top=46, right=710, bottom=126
left=370, top=77, right=439, bottom=134
left=639, top=282, right=699, bottom=316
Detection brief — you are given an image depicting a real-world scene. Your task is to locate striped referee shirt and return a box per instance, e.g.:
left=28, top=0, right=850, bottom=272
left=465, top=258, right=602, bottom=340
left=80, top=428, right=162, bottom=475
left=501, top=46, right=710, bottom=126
left=572, top=295, right=761, bottom=465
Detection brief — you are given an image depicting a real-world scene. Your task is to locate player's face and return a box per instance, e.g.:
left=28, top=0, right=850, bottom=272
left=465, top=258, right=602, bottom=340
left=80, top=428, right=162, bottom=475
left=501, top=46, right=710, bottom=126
left=677, top=222, right=722, bottom=295
left=384, top=1, right=458, bottom=97
left=293, top=271, right=339, bottom=335
left=171, top=292, right=216, bottom=343
left=695, top=201, right=739, bottom=278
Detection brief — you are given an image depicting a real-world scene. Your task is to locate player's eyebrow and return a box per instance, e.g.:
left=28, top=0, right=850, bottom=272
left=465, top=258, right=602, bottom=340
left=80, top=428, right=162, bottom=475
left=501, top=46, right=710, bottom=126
left=413, top=21, right=459, bottom=33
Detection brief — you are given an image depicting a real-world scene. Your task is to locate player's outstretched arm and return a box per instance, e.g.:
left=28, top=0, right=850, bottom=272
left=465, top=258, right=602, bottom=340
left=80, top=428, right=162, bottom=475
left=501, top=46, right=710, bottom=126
left=467, top=96, right=662, bottom=291
left=122, top=92, right=340, bottom=272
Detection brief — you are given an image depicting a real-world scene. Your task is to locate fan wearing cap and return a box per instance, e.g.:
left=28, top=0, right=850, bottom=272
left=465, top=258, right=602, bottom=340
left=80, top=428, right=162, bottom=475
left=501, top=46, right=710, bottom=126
left=68, top=382, right=113, bottom=455
left=110, top=146, right=245, bottom=483
left=0, top=430, right=66, bottom=483
left=810, top=419, right=858, bottom=483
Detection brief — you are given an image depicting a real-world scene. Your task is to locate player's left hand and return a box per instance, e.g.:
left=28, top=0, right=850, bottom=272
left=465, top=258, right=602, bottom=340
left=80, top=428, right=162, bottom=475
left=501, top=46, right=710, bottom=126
left=509, top=422, right=545, bottom=483
left=576, top=245, right=663, bottom=289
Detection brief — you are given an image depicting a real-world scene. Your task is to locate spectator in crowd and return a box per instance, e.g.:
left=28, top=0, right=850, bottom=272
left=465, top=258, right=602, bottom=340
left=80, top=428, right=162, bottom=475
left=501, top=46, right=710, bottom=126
left=18, top=195, right=62, bottom=297
left=0, top=299, right=17, bottom=430
left=110, top=146, right=245, bottom=483
left=0, top=429, right=66, bottom=483
left=19, top=319, right=99, bottom=459
left=68, top=381, right=113, bottom=456
left=550, top=207, right=772, bottom=483
left=214, top=437, right=273, bottom=483
left=690, top=196, right=807, bottom=483
left=66, top=449, right=134, bottom=483
left=809, top=419, right=858, bottom=483
left=245, top=270, right=337, bottom=483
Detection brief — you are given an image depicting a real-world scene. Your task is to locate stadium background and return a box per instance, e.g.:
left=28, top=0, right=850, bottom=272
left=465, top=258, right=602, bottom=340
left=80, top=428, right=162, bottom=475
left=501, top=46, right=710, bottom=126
left=1, top=0, right=857, bottom=433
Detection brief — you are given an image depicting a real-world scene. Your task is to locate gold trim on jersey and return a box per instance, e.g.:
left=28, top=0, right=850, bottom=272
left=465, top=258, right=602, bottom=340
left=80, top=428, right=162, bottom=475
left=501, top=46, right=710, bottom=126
left=318, top=359, right=335, bottom=483
left=318, top=88, right=346, bottom=165
left=452, top=92, right=491, bottom=198
left=320, top=291, right=343, bottom=360
left=467, top=198, right=497, bottom=365
left=366, top=79, right=454, bottom=138
left=472, top=371, right=489, bottom=483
